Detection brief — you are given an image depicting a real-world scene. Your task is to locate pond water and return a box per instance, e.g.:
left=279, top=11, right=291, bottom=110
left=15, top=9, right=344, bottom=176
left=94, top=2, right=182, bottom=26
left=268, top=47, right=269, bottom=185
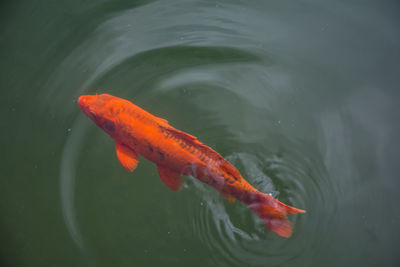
left=1, top=0, right=399, bottom=266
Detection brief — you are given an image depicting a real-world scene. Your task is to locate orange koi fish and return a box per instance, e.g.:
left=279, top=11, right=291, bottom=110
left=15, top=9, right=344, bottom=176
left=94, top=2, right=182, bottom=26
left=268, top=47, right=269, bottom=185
left=78, top=94, right=305, bottom=237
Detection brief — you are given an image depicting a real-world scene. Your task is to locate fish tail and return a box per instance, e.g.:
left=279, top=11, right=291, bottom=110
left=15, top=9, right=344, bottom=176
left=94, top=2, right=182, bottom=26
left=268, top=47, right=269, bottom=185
left=249, top=193, right=305, bottom=238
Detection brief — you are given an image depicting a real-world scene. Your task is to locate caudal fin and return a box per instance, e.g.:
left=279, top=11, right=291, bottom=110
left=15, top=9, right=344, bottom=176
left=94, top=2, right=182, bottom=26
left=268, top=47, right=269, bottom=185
left=249, top=193, right=305, bottom=238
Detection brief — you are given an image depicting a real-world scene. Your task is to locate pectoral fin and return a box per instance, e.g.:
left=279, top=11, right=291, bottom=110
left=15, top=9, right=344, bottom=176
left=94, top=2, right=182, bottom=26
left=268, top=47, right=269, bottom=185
left=157, top=165, right=183, bottom=192
left=115, top=142, right=139, bottom=172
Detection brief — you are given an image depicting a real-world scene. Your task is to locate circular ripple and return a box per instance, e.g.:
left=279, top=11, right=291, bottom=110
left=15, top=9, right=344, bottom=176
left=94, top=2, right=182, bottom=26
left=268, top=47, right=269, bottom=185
left=179, top=138, right=335, bottom=267
left=53, top=5, right=337, bottom=265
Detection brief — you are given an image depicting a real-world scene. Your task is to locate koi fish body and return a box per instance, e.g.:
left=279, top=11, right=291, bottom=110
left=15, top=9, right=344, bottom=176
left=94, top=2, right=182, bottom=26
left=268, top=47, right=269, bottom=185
left=78, top=94, right=305, bottom=237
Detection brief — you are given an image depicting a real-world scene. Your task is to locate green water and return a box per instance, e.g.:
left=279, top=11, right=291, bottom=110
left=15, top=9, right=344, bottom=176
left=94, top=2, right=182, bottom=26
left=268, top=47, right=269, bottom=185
left=1, top=0, right=399, bottom=266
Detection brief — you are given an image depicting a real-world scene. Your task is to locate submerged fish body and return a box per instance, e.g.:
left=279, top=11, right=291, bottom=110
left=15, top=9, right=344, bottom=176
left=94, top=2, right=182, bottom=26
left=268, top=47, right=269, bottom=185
left=78, top=94, right=305, bottom=237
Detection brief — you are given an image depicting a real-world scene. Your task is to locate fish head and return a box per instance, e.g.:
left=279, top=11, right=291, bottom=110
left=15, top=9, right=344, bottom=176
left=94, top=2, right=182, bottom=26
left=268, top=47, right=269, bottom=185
left=78, top=94, right=122, bottom=137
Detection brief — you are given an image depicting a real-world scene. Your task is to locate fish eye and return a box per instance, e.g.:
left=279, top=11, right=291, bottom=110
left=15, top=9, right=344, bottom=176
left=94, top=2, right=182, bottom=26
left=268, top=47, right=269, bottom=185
left=89, top=111, right=97, bottom=120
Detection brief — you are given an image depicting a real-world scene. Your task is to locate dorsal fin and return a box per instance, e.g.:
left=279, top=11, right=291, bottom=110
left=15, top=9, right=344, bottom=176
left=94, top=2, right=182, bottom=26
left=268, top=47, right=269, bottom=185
left=163, top=126, right=243, bottom=181
left=220, top=161, right=243, bottom=181
left=155, top=116, right=168, bottom=125
left=164, top=127, right=197, bottom=142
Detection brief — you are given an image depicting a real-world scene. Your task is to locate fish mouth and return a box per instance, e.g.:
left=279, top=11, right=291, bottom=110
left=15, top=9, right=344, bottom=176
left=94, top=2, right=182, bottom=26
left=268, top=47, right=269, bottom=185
left=77, top=95, right=87, bottom=110
left=78, top=95, right=95, bottom=113
left=78, top=95, right=94, bottom=119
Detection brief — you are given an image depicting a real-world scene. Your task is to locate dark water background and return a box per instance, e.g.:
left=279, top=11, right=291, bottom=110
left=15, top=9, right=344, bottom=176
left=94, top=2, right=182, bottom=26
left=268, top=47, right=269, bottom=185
left=1, top=0, right=400, bottom=266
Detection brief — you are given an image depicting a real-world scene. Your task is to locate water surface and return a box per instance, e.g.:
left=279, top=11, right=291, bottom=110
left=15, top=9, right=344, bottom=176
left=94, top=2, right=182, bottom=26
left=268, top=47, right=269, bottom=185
left=1, top=0, right=399, bottom=266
